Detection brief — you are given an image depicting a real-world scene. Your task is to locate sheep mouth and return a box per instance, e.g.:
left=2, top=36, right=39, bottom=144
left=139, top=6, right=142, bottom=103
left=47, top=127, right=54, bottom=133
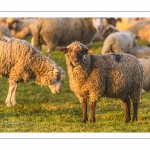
left=48, top=82, right=62, bottom=94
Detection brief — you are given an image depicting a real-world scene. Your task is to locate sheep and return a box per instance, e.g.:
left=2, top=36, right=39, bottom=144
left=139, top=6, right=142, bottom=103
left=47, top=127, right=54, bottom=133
left=101, top=31, right=140, bottom=55
left=129, top=44, right=150, bottom=58
left=0, top=18, right=36, bottom=38
left=33, top=18, right=103, bottom=57
left=115, top=18, right=137, bottom=31
left=92, top=18, right=118, bottom=42
left=0, top=24, right=12, bottom=37
left=59, top=41, right=143, bottom=123
left=0, top=36, right=65, bottom=107
left=102, top=24, right=120, bottom=39
left=138, top=56, right=150, bottom=91
left=127, top=20, right=150, bottom=42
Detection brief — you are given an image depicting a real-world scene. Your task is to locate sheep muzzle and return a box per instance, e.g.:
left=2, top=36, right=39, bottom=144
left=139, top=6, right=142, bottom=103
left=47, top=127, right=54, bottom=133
left=48, top=81, right=62, bottom=94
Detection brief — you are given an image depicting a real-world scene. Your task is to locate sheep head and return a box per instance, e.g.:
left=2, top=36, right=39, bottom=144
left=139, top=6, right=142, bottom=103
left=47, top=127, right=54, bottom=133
left=60, top=41, right=93, bottom=66
left=102, top=25, right=119, bottom=39
left=92, top=18, right=103, bottom=30
left=36, top=65, right=65, bottom=94
left=49, top=65, right=65, bottom=94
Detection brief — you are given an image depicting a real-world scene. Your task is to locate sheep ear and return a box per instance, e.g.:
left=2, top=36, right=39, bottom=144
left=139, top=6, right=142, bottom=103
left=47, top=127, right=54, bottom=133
left=59, top=47, right=68, bottom=54
left=87, top=49, right=93, bottom=54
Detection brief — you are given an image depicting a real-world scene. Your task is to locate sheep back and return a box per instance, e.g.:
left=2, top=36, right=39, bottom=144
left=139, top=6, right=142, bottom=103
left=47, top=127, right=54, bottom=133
left=129, top=45, right=150, bottom=58
left=33, top=18, right=97, bottom=51
left=0, top=36, right=63, bottom=86
left=101, top=31, right=138, bottom=54
left=66, top=52, right=143, bottom=103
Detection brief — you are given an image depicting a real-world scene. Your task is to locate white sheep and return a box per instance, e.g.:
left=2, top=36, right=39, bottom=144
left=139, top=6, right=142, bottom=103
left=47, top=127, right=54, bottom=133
left=101, top=31, right=140, bottom=55
left=0, top=36, right=65, bottom=106
left=33, top=18, right=103, bottom=57
left=60, top=41, right=143, bottom=123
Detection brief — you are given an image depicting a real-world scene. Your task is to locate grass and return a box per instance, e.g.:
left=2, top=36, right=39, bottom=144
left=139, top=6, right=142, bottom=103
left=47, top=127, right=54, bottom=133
left=0, top=37, right=150, bottom=132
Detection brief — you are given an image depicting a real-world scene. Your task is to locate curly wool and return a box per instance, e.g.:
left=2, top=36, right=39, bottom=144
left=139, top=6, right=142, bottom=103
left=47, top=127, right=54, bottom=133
left=0, top=36, right=64, bottom=86
left=66, top=42, right=143, bottom=103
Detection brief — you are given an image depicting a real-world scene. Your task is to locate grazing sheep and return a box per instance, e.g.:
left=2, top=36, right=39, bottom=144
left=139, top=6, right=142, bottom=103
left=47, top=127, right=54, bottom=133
left=1, top=18, right=36, bottom=38
left=0, top=24, right=12, bottom=37
left=138, top=56, right=150, bottom=91
left=33, top=18, right=103, bottom=56
left=101, top=31, right=140, bottom=55
left=129, top=44, right=150, bottom=58
left=0, top=36, right=65, bottom=106
left=60, top=41, right=143, bottom=123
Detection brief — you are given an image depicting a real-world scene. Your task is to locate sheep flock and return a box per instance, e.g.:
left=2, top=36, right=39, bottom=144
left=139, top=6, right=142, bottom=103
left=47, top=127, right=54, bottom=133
left=1, top=17, right=150, bottom=125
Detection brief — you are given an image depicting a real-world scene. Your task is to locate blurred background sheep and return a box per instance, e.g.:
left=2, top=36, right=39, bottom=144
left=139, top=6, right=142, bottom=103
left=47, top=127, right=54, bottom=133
left=129, top=44, right=150, bottom=58
left=0, top=24, right=12, bottom=37
left=127, top=20, right=150, bottom=42
left=0, top=17, right=37, bottom=38
left=32, top=18, right=103, bottom=57
left=101, top=31, right=140, bottom=54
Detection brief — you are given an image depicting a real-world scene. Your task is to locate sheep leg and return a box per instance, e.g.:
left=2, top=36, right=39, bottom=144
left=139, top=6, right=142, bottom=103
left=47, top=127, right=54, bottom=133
left=5, top=82, right=18, bottom=107
left=47, top=48, right=52, bottom=58
left=90, top=101, right=96, bottom=123
left=132, top=103, right=138, bottom=122
left=81, top=100, right=88, bottom=123
left=122, top=95, right=131, bottom=123
left=10, top=82, right=18, bottom=106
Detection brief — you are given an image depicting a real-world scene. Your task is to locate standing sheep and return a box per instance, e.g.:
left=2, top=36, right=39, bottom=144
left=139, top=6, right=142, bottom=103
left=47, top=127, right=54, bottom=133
left=33, top=18, right=103, bottom=56
left=101, top=31, right=140, bottom=55
left=0, top=36, right=65, bottom=106
left=60, top=41, right=143, bottom=123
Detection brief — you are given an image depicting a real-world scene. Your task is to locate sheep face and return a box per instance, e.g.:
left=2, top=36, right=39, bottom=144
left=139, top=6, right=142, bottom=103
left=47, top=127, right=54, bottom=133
left=35, top=67, right=65, bottom=94
left=48, top=69, right=65, bottom=94
left=60, top=41, right=93, bottom=67
left=92, top=18, right=103, bottom=30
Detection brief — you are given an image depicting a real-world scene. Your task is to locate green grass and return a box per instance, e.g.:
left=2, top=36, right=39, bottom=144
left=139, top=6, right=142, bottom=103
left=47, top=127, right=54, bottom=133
left=0, top=38, right=150, bottom=132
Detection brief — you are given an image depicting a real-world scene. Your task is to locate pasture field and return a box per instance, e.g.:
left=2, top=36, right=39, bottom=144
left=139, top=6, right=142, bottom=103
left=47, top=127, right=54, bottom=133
left=0, top=38, right=150, bottom=132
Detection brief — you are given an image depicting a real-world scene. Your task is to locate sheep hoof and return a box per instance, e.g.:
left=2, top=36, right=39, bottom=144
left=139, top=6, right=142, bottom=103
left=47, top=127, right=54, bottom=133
left=90, top=119, right=96, bottom=123
left=131, top=118, right=138, bottom=122
left=124, top=120, right=130, bottom=123
left=6, top=102, right=12, bottom=107
left=82, top=118, right=88, bottom=123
